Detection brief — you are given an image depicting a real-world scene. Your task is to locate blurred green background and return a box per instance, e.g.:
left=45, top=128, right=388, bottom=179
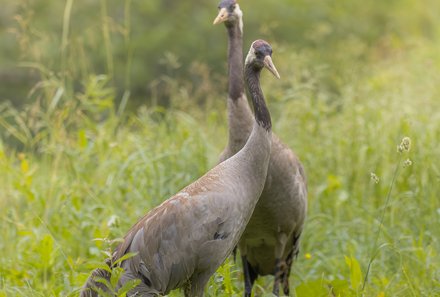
left=2, top=0, right=438, bottom=108
left=1, top=0, right=440, bottom=296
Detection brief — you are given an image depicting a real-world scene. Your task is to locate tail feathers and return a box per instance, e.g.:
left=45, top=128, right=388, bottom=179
left=80, top=261, right=112, bottom=297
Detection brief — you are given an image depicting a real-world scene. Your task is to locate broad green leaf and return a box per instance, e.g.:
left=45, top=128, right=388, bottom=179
left=37, top=234, right=54, bottom=269
left=117, top=279, right=141, bottom=296
left=20, top=158, right=29, bottom=174
left=295, top=279, right=332, bottom=297
left=78, top=129, right=88, bottom=149
left=110, top=267, right=124, bottom=288
left=93, top=262, right=113, bottom=273
left=113, top=252, right=138, bottom=266
left=345, top=255, right=363, bottom=290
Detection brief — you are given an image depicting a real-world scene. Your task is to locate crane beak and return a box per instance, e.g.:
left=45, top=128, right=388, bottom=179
left=263, top=56, right=280, bottom=79
left=213, top=8, right=228, bottom=25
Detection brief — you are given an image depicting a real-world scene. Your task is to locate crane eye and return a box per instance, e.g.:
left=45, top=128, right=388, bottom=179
left=255, top=50, right=264, bottom=59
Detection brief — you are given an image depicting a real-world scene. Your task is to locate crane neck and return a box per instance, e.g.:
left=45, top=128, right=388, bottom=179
left=245, top=64, right=272, bottom=132
left=231, top=63, right=272, bottom=195
left=226, top=22, right=245, bottom=101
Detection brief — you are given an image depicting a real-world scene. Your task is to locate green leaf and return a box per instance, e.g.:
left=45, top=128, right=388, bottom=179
left=95, top=276, right=112, bottom=289
left=117, top=279, right=141, bottom=296
left=37, top=234, right=54, bottom=269
left=113, top=252, right=138, bottom=266
left=78, top=129, right=88, bottom=149
left=295, top=279, right=332, bottom=297
left=296, top=279, right=351, bottom=297
left=345, top=255, right=363, bottom=290
left=93, top=262, right=113, bottom=273
left=110, top=267, right=124, bottom=288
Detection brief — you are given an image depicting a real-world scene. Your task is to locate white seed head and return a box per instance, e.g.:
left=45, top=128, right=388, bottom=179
left=107, top=215, right=120, bottom=228
left=370, top=172, right=380, bottom=184
left=403, top=158, right=412, bottom=168
left=397, top=136, right=411, bottom=153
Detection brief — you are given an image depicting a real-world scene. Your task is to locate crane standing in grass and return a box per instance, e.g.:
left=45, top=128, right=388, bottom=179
left=213, top=1, right=308, bottom=295
left=81, top=40, right=280, bottom=297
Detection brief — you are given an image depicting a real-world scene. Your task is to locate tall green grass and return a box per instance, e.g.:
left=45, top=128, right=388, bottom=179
left=1, top=1, right=440, bottom=296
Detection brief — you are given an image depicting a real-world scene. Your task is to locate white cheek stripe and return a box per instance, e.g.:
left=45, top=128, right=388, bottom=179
left=245, top=47, right=256, bottom=65
left=235, top=4, right=244, bottom=34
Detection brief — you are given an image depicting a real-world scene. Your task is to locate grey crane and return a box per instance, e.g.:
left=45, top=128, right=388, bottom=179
left=80, top=40, right=280, bottom=297
left=213, top=1, right=308, bottom=296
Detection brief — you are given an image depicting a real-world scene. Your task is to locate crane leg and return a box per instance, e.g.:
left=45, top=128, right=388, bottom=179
left=242, top=255, right=257, bottom=297
left=273, top=233, right=288, bottom=296
left=273, top=258, right=283, bottom=296
left=282, top=250, right=294, bottom=296
left=282, top=232, right=302, bottom=296
left=184, top=272, right=211, bottom=297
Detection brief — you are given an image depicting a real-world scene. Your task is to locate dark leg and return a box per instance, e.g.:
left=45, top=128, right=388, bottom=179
left=282, top=273, right=289, bottom=296
left=282, top=251, right=294, bottom=296
left=282, top=234, right=301, bottom=296
left=242, top=255, right=257, bottom=297
left=273, top=233, right=288, bottom=296
left=183, top=280, right=193, bottom=297
left=183, top=273, right=210, bottom=297
left=273, top=258, right=284, bottom=296
left=233, top=246, right=238, bottom=263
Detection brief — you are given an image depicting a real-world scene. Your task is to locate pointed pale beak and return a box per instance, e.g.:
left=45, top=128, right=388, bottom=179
left=263, top=56, right=280, bottom=79
left=213, top=8, right=228, bottom=25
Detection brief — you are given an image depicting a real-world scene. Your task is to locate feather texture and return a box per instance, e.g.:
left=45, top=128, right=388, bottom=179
left=81, top=39, right=276, bottom=297
left=214, top=1, right=308, bottom=295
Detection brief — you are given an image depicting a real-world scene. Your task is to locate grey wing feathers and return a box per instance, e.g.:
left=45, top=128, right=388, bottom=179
left=117, top=197, right=198, bottom=293
left=112, top=187, right=234, bottom=294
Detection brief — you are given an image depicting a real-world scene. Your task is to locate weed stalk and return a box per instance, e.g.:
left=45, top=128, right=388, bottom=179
left=362, top=137, right=411, bottom=292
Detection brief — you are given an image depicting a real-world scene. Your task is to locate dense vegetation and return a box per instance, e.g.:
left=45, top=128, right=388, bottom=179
left=1, top=0, right=439, bottom=296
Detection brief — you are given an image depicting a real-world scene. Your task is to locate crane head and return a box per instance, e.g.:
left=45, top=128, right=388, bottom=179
left=245, top=40, right=280, bottom=79
left=213, top=0, right=243, bottom=27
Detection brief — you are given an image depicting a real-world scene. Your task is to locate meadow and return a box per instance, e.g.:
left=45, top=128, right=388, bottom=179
left=1, top=0, right=440, bottom=296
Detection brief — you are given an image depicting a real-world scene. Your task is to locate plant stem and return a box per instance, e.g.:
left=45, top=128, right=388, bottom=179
left=124, top=0, right=132, bottom=91
left=362, top=153, right=402, bottom=291
left=61, top=0, right=74, bottom=85
left=100, top=0, right=114, bottom=79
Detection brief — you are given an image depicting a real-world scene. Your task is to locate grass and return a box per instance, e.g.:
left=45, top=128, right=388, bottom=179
left=1, top=1, right=440, bottom=297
